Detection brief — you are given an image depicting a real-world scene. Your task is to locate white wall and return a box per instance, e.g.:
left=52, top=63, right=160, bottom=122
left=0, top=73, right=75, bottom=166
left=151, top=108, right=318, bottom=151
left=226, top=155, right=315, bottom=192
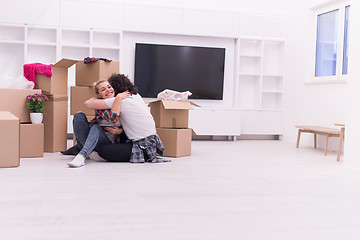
left=344, top=0, right=360, bottom=169
left=282, top=0, right=348, bottom=152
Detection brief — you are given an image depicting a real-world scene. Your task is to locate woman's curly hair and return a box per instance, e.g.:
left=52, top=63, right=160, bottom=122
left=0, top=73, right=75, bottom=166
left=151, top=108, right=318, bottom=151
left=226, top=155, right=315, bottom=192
left=108, top=73, right=138, bottom=95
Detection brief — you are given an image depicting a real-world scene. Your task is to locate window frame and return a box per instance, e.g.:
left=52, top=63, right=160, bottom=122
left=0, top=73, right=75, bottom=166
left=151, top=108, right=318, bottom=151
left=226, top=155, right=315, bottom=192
left=310, top=1, right=350, bottom=84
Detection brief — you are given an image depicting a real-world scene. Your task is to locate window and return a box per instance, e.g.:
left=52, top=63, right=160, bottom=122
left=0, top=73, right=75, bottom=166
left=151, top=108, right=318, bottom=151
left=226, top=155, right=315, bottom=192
left=315, top=10, right=339, bottom=77
left=314, top=3, right=350, bottom=80
left=342, top=5, right=350, bottom=75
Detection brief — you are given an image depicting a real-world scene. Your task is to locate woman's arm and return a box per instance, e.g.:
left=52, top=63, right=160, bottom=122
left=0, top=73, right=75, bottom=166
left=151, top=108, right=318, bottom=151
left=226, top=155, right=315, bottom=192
left=84, top=97, right=109, bottom=110
left=84, top=91, right=131, bottom=110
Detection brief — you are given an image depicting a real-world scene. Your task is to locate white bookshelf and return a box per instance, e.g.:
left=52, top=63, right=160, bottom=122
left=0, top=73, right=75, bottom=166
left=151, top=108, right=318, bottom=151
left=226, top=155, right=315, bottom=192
left=236, top=37, right=285, bottom=135
left=0, top=24, right=122, bottom=76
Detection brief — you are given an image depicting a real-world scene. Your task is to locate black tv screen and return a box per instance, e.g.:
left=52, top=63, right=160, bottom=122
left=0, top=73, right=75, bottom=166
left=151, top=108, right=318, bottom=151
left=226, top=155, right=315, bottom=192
left=134, top=43, right=225, bottom=100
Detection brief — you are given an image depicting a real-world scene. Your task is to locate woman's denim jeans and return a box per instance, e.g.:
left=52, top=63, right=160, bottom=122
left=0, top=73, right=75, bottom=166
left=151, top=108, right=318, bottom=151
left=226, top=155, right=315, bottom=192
left=73, top=112, right=112, bottom=158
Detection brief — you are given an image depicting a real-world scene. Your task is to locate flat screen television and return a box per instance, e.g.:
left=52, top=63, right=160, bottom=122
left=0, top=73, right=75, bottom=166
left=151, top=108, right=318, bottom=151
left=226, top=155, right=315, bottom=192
left=134, top=43, right=225, bottom=100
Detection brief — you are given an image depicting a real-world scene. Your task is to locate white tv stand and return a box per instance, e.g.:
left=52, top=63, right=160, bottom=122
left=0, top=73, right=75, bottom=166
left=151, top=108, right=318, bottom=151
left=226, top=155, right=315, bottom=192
left=189, top=107, right=242, bottom=140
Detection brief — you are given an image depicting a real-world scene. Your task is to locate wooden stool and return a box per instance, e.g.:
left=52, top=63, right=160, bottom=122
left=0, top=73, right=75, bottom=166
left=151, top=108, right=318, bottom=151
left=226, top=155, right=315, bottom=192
left=295, top=125, right=345, bottom=161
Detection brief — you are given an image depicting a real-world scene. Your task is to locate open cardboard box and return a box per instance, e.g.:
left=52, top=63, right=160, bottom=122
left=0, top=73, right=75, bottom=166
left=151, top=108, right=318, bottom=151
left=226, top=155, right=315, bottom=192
left=76, top=60, right=119, bottom=87
left=0, top=111, right=19, bottom=167
left=148, top=100, right=200, bottom=128
left=35, top=58, right=78, bottom=95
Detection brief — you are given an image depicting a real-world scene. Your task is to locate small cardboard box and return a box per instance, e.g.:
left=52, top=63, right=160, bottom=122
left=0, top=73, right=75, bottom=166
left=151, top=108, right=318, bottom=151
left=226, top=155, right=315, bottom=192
left=0, top=111, right=20, bottom=167
left=0, top=88, right=42, bottom=123
left=43, top=94, right=68, bottom=152
left=149, top=100, right=199, bottom=128
left=20, top=123, right=44, bottom=158
left=76, top=60, right=119, bottom=87
left=35, top=58, right=78, bottom=95
left=156, top=128, right=192, bottom=157
left=70, top=86, right=96, bottom=115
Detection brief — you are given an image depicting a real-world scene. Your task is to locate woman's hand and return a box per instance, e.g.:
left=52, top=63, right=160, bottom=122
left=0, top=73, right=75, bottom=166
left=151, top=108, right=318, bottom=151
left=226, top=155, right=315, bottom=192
left=104, top=126, right=123, bottom=135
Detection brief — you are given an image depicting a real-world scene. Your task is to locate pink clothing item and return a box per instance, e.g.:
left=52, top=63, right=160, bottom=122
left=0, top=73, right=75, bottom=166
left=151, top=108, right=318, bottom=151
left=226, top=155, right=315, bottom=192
left=23, top=63, right=53, bottom=89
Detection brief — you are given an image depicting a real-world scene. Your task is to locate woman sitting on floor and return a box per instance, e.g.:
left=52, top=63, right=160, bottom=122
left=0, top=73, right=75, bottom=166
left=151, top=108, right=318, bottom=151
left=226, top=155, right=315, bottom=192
left=67, top=79, right=131, bottom=168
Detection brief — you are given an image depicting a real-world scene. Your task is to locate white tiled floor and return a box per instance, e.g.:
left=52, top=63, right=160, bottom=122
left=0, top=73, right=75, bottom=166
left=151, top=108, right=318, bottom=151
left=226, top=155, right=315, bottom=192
left=1, top=140, right=360, bottom=240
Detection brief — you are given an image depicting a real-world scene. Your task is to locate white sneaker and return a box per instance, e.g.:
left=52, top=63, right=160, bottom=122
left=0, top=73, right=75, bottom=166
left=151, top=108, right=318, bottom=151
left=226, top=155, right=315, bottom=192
left=88, top=151, right=105, bottom=161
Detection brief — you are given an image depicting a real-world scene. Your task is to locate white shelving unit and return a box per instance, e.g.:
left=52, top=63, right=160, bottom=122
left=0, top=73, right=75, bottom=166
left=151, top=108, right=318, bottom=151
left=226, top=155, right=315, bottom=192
left=0, top=24, right=121, bottom=69
left=0, top=16, right=286, bottom=138
left=0, top=24, right=122, bottom=86
left=236, top=37, right=285, bottom=135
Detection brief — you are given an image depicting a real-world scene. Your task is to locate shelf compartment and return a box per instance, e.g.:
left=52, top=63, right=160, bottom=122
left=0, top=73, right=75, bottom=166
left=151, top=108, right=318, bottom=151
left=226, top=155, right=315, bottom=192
left=27, top=27, right=57, bottom=45
left=92, top=48, right=120, bottom=61
left=238, top=56, right=261, bottom=75
left=261, top=92, right=283, bottom=110
left=0, top=25, right=24, bottom=41
left=62, top=29, right=90, bottom=46
left=62, top=46, right=90, bottom=60
left=93, top=31, right=120, bottom=48
left=237, top=75, right=261, bottom=109
left=263, top=41, right=284, bottom=76
left=0, top=43, right=24, bottom=77
left=27, top=45, right=56, bottom=64
left=239, top=39, right=262, bottom=56
left=262, top=76, right=283, bottom=92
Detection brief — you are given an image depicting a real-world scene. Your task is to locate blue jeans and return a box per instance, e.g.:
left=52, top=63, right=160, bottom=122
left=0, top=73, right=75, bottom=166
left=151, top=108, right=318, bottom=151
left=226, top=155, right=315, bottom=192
left=73, top=112, right=112, bottom=158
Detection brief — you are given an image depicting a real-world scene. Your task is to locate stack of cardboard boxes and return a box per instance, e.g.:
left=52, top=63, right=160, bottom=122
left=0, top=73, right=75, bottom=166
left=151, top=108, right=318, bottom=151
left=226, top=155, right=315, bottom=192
left=149, top=100, right=198, bottom=157
left=0, top=88, right=43, bottom=166
left=0, top=58, right=119, bottom=168
left=35, top=59, right=77, bottom=153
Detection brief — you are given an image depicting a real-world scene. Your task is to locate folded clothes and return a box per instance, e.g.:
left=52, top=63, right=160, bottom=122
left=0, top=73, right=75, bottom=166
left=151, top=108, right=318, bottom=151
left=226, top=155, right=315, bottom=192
left=84, top=57, right=112, bottom=64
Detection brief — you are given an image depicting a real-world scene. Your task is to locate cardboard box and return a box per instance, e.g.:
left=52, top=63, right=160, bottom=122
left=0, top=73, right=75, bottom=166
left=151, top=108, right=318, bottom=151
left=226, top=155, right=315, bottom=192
left=156, top=128, right=192, bottom=157
left=70, top=86, right=96, bottom=115
left=35, top=58, right=77, bottom=95
left=149, top=100, right=199, bottom=128
left=43, top=94, right=68, bottom=152
left=0, top=111, right=20, bottom=167
left=0, top=88, right=42, bottom=123
left=76, top=60, right=119, bottom=86
left=20, top=123, right=44, bottom=158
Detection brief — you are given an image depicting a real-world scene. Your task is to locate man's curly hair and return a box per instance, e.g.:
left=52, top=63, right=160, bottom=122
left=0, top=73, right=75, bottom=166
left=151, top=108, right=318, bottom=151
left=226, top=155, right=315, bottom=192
left=108, top=73, right=138, bottom=95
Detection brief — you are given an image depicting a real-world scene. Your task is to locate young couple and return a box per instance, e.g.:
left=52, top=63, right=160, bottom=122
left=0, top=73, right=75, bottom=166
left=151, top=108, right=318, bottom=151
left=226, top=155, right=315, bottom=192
left=66, top=74, right=168, bottom=168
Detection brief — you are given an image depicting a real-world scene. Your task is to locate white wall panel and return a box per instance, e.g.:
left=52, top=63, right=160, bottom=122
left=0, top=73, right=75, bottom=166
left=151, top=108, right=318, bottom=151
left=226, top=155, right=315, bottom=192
left=60, top=1, right=122, bottom=30
left=239, top=14, right=286, bottom=38
left=123, top=5, right=183, bottom=34
left=0, top=0, right=59, bottom=26
left=183, top=10, right=239, bottom=37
